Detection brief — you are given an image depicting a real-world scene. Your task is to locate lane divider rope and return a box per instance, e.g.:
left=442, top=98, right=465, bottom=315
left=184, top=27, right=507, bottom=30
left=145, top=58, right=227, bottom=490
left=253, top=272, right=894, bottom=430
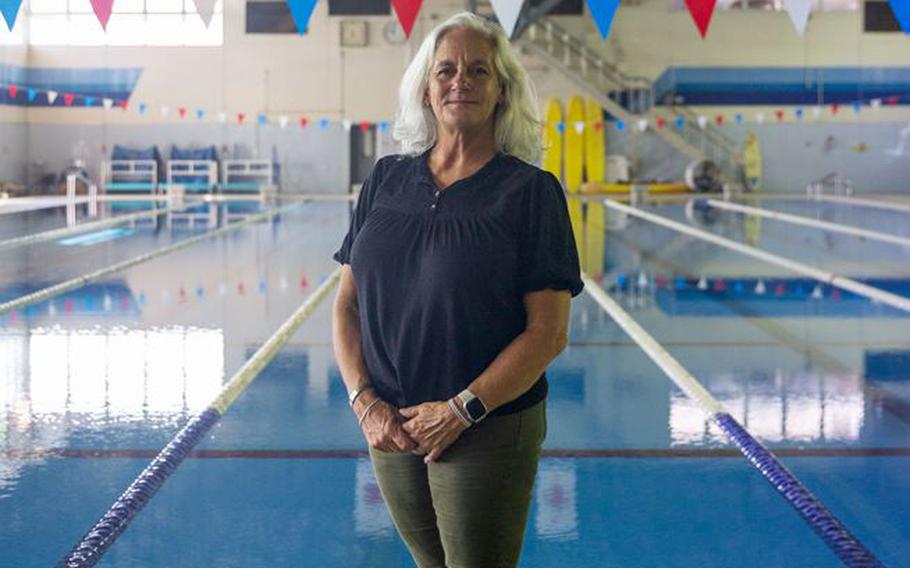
left=0, top=202, right=303, bottom=316
left=55, top=268, right=342, bottom=568
left=582, top=273, right=884, bottom=567
left=0, top=199, right=206, bottom=252
left=602, top=198, right=910, bottom=314
left=704, top=198, right=910, bottom=249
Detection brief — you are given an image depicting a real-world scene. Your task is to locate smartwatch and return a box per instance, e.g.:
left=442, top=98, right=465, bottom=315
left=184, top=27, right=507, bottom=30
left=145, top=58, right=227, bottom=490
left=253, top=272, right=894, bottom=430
left=457, top=389, right=488, bottom=424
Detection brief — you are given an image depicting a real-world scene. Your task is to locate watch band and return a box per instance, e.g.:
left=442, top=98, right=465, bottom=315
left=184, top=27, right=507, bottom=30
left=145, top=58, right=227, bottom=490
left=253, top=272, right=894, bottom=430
left=457, top=389, right=488, bottom=424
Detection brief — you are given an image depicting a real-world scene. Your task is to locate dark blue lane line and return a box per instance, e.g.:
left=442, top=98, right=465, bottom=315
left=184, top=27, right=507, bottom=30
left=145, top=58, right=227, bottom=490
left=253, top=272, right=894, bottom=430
left=5, top=447, right=909, bottom=460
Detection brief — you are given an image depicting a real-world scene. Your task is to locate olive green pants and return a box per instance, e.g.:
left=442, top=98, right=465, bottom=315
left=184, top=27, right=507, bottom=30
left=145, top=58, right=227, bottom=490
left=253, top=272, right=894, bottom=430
left=369, top=401, right=546, bottom=568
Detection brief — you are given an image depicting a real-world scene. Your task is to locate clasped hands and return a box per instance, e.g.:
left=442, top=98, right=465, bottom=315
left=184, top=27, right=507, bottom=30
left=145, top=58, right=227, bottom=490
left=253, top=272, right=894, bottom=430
left=358, top=396, right=468, bottom=464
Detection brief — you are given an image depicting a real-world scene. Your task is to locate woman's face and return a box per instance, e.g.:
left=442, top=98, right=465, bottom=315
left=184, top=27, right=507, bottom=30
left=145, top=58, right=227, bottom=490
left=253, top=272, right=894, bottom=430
left=425, top=27, right=504, bottom=136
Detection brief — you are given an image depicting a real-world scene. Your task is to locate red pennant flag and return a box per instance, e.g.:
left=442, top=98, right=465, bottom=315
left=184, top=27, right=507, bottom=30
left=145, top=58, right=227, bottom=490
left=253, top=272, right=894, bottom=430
left=685, top=0, right=717, bottom=38
left=830, top=288, right=841, bottom=300
left=885, top=95, right=899, bottom=106
left=715, top=114, right=724, bottom=126
left=237, top=282, right=246, bottom=295
left=831, top=103, right=840, bottom=115
left=90, top=0, right=114, bottom=30
left=299, top=117, right=309, bottom=128
left=118, top=100, right=128, bottom=110
left=774, top=283, right=786, bottom=296
left=712, top=279, right=726, bottom=292
left=8, top=85, right=17, bottom=98
left=359, top=120, right=371, bottom=133
left=179, top=107, right=187, bottom=119
left=775, top=109, right=784, bottom=122
left=656, top=118, right=666, bottom=129
left=300, top=274, right=309, bottom=288
left=64, top=298, right=73, bottom=312
left=63, top=93, right=75, bottom=106
left=594, top=121, right=604, bottom=132
left=237, top=112, right=246, bottom=124
left=391, top=0, right=424, bottom=38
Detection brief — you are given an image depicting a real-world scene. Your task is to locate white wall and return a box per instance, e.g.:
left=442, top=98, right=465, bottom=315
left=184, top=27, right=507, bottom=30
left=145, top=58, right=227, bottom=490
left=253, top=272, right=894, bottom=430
left=3, top=0, right=910, bottom=191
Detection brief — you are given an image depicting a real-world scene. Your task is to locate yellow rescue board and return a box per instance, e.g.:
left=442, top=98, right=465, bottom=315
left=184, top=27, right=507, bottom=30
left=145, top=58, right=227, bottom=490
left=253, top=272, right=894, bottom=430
left=584, top=98, right=605, bottom=184
left=583, top=97, right=606, bottom=281
left=542, top=98, right=563, bottom=180
left=742, top=132, right=762, bottom=191
left=580, top=182, right=690, bottom=195
left=564, top=96, right=585, bottom=193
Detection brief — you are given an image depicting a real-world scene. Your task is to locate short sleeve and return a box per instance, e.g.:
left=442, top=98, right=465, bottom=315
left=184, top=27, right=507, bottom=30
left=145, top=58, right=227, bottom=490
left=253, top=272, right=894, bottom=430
left=332, top=156, right=392, bottom=265
left=517, top=171, right=584, bottom=297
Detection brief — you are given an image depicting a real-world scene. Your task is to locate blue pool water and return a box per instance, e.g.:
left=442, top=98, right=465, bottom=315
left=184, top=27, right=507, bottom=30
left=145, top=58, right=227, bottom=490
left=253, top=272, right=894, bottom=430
left=0, top=197, right=908, bottom=567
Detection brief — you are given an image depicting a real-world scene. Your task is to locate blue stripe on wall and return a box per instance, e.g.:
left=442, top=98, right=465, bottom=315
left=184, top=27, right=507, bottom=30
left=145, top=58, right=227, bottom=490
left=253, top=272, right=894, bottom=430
left=0, top=64, right=142, bottom=107
left=651, top=67, right=910, bottom=106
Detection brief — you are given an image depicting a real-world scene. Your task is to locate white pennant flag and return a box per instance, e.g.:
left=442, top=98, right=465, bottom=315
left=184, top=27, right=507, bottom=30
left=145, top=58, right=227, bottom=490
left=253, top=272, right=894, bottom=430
left=783, top=0, right=812, bottom=36
left=637, top=118, right=648, bottom=132
left=342, top=119, right=352, bottom=131
left=755, top=112, right=765, bottom=124
left=218, top=111, right=227, bottom=123
left=573, top=121, right=585, bottom=133
left=102, top=98, right=113, bottom=110
left=870, top=98, right=882, bottom=111
left=279, top=115, right=289, bottom=128
left=47, top=90, right=58, bottom=104
left=160, top=106, right=171, bottom=117
left=697, top=115, right=707, bottom=129
left=490, top=0, right=524, bottom=37
left=192, top=0, right=217, bottom=28
left=811, top=106, right=822, bottom=118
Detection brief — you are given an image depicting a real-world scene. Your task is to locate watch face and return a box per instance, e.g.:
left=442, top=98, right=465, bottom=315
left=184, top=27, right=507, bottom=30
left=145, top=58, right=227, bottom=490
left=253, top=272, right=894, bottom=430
left=465, top=397, right=486, bottom=421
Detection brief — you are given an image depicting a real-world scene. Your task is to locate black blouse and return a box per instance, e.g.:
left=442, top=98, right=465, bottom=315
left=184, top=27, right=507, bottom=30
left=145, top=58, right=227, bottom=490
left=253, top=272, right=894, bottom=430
left=333, top=149, right=583, bottom=416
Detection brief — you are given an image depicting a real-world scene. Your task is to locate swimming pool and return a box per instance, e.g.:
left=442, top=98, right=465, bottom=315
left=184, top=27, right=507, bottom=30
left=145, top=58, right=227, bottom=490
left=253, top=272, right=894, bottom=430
left=1, top=196, right=907, bottom=567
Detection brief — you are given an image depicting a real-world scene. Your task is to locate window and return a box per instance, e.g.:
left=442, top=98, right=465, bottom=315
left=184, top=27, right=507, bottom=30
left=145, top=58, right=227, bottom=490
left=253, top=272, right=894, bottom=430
left=28, top=0, right=224, bottom=46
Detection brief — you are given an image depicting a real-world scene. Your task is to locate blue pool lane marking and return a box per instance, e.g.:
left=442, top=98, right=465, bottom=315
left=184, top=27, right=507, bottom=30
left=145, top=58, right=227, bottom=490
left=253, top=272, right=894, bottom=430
left=583, top=274, right=884, bottom=568
left=58, top=228, right=135, bottom=246
left=56, top=269, right=341, bottom=568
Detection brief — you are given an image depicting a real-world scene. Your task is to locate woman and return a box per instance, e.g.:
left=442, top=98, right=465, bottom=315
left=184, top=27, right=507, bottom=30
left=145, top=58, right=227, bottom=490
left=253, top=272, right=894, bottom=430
left=332, top=12, right=583, bottom=568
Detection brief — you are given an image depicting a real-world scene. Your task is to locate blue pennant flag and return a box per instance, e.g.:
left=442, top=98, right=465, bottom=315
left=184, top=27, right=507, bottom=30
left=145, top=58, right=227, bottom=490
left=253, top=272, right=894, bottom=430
left=84, top=96, right=95, bottom=107
left=852, top=101, right=862, bottom=113
left=138, top=102, right=148, bottom=114
left=196, top=109, right=205, bottom=120
left=734, top=113, right=743, bottom=124
left=379, top=121, right=389, bottom=133
left=888, top=0, right=910, bottom=34
left=674, top=115, right=685, bottom=130
left=27, top=88, right=36, bottom=102
left=286, top=0, right=318, bottom=35
left=319, top=117, right=330, bottom=129
left=0, top=0, right=23, bottom=31
left=615, top=120, right=624, bottom=131
left=257, top=113, right=268, bottom=124
left=795, top=108, right=804, bottom=120
left=588, top=0, right=621, bottom=39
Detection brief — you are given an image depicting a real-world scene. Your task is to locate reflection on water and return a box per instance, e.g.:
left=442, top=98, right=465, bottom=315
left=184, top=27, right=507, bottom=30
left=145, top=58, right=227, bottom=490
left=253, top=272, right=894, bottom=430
left=670, top=369, right=864, bottom=445
left=535, top=460, right=579, bottom=541
left=1, top=325, right=224, bottom=440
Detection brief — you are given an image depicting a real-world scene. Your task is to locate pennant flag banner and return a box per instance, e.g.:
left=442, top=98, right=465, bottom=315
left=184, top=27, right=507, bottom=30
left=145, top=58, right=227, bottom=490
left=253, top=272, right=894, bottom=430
left=63, top=93, right=74, bottom=106
left=888, top=0, right=910, bottom=34
left=287, top=0, right=318, bottom=35
left=490, top=0, right=524, bottom=38
left=47, top=90, right=58, bottom=104
left=90, top=0, right=115, bottom=30
left=783, top=0, right=812, bottom=35
left=7, top=84, right=17, bottom=98
left=0, top=0, right=22, bottom=31
left=196, top=108, right=205, bottom=120
left=685, top=0, right=717, bottom=38
left=27, top=88, right=36, bottom=102
left=391, top=0, right=424, bottom=38
left=192, top=0, right=217, bottom=28
left=588, top=0, right=621, bottom=40
left=103, top=98, right=114, bottom=110
left=84, top=96, right=95, bottom=107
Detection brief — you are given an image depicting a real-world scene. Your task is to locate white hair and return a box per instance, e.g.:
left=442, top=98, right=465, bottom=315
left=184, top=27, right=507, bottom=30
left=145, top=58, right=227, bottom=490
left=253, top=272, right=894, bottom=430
left=392, top=12, right=542, bottom=164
